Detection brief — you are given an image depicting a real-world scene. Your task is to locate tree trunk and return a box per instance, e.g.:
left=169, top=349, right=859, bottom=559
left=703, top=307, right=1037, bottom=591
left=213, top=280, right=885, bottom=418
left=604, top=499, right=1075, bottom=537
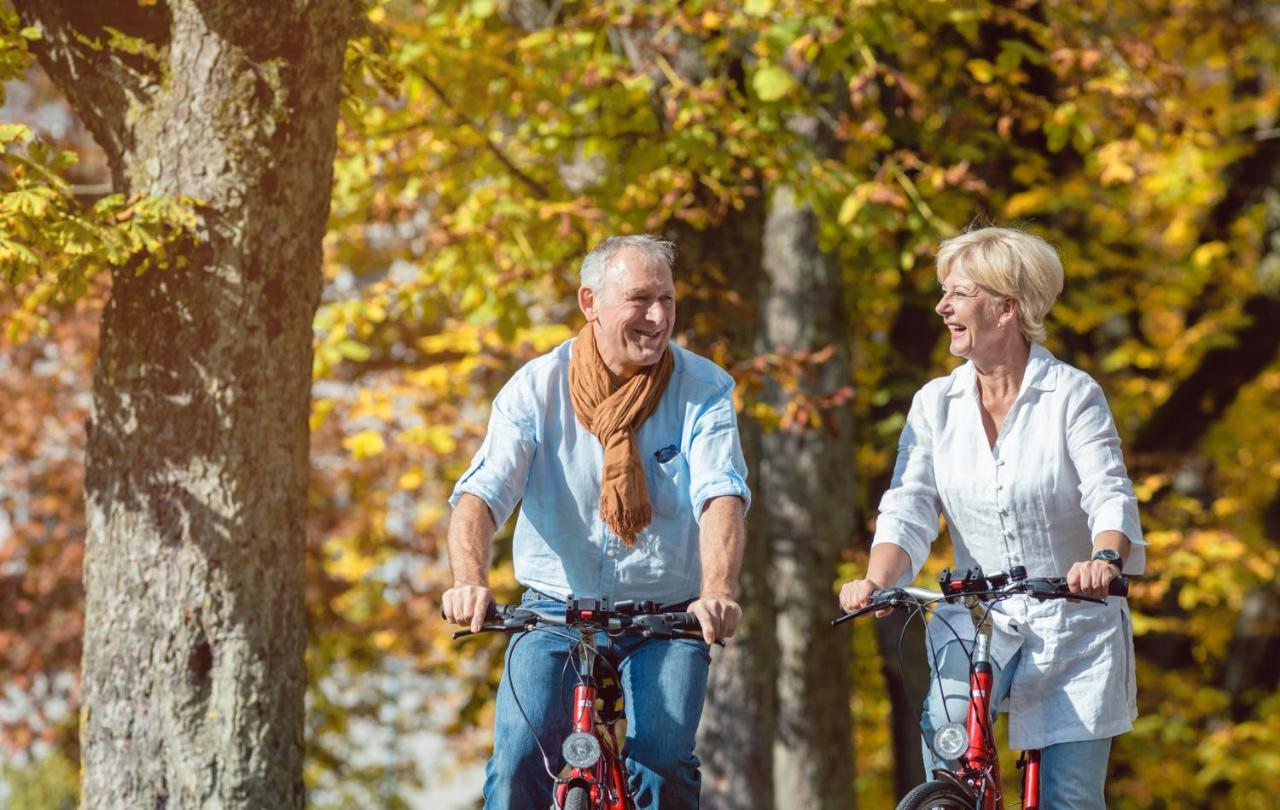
left=677, top=205, right=779, bottom=810
left=759, top=185, right=857, bottom=809
left=15, top=1, right=353, bottom=806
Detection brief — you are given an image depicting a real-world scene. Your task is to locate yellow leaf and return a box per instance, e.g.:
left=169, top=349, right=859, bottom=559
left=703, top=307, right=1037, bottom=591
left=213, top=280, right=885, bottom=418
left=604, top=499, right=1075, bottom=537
left=966, top=59, right=995, bottom=83
left=399, top=466, right=425, bottom=490
left=343, top=429, right=386, bottom=460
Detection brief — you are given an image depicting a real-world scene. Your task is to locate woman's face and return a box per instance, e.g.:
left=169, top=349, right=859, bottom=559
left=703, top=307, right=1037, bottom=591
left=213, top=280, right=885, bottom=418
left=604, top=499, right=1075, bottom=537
left=935, top=267, right=1008, bottom=360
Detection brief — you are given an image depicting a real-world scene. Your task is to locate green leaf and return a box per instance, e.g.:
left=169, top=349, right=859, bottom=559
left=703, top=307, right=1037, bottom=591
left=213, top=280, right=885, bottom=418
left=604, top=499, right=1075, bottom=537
left=752, top=64, right=795, bottom=102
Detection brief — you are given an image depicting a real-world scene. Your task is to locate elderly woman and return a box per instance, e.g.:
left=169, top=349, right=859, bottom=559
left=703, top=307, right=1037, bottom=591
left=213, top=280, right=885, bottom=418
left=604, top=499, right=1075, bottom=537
left=838, top=226, right=1146, bottom=807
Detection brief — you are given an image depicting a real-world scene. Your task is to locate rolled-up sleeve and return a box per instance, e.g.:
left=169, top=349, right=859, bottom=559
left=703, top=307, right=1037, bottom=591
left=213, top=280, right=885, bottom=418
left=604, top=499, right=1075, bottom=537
left=873, top=390, right=944, bottom=584
left=687, top=381, right=751, bottom=521
left=1067, top=381, right=1146, bottom=574
left=448, top=376, right=537, bottom=528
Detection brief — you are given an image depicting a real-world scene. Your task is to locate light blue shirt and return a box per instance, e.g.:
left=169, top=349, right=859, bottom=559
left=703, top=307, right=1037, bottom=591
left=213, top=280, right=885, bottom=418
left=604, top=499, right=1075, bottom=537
left=449, top=338, right=751, bottom=605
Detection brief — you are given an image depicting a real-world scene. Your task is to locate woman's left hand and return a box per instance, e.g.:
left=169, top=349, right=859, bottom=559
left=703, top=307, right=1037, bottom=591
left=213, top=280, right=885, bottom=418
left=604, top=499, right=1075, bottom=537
left=1066, top=559, right=1120, bottom=597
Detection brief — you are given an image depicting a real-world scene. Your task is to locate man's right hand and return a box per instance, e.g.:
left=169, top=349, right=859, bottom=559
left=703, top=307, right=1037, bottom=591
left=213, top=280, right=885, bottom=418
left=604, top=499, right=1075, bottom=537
left=442, top=584, right=495, bottom=634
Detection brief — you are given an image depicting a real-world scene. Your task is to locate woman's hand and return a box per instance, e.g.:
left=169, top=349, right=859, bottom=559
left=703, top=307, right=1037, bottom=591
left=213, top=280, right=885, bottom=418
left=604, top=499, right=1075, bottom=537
left=1066, top=559, right=1120, bottom=598
left=838, top=578, right=888, bottom=616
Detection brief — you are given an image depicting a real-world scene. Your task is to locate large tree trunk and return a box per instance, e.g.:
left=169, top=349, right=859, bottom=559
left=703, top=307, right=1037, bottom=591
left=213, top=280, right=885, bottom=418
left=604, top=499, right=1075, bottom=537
left=759, top=185, right=857, bottom=809
left=677, top=205, right=779, bottom=810
left=15, top=1, right=353, bottom=806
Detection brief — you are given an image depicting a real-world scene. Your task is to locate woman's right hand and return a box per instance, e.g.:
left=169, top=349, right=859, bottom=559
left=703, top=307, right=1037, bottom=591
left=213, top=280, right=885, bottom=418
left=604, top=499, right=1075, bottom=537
left=838, top=578, right=884, bottom=614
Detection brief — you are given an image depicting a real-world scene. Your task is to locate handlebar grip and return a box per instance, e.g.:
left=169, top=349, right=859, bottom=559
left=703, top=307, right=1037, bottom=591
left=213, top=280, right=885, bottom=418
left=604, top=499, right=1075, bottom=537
left=441, top=602, right=520, bottom=624
left=660, top=611, right=701, bottom=632
left=1027, top=577, right=1129, bottom=600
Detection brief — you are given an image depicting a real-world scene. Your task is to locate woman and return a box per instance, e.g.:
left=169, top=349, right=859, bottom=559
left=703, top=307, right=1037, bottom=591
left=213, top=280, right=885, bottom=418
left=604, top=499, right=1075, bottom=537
left=839, top=226, right=1145, bottom=807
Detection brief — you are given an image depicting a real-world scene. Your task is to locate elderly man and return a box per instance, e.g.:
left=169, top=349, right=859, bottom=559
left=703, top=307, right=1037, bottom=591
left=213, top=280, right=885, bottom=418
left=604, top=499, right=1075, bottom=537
left=442, top=234, right=751, bottom=809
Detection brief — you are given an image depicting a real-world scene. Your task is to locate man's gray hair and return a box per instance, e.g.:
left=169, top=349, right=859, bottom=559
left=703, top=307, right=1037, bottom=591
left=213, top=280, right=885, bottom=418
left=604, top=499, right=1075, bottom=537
left=580, top=235, right=676, bottom=292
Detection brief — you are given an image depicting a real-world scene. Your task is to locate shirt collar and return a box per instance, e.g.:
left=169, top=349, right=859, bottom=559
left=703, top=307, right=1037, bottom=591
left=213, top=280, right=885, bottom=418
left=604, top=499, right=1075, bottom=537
left=944, top=342, right=1059, bottom=398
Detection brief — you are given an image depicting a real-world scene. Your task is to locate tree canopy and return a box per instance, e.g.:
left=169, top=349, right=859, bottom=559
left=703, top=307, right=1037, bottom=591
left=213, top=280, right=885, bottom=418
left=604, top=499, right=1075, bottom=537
left=2, top=0, right=1278, bottom=806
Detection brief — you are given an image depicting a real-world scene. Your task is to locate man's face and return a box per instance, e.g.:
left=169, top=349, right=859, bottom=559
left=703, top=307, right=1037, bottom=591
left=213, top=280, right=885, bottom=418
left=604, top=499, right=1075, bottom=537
left=579, top=248, right=676, bottom=379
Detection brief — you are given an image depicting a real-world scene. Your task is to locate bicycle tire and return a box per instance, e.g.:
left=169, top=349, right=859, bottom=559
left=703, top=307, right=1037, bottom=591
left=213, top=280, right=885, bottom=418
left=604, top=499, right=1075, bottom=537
left=561, top=785, right=590, bottom=810
left=895, top=780, right=974, bottom=810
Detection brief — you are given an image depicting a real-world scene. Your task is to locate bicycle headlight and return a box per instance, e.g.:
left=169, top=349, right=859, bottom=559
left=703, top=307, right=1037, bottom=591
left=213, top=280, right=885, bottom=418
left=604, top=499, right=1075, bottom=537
left=562, top=731, right=602, bottom=769
left=932, top=722, right=969, bottom=760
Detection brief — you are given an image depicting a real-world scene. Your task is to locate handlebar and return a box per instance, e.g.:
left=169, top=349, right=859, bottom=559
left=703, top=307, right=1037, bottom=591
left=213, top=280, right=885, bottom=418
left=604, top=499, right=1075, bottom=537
left=448, top=601, right=705, bottom=642
left=830, top=567, right=1129, bottom=627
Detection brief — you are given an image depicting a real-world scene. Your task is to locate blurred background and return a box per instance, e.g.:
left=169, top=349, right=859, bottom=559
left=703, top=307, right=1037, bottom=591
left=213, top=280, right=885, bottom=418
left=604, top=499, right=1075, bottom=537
left=2, top=0, right=1278, bottom=807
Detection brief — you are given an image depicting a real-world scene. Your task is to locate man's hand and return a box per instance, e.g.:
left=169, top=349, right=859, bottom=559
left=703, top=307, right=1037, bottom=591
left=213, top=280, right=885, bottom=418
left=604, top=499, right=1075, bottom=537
left=1066, top=559, right=1120, bottom=598
left=442, top=584, right=495, bottom=633
left=689, top=596, right=741, bottom=644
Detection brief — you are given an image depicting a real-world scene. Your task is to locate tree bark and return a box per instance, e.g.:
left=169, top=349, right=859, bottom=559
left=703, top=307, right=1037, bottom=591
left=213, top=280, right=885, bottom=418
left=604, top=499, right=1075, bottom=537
left=675, top=205, right=779, bottom=810
left=759, top=184, right=857, bottom=810
left=14, top=1, right=354, bottom=806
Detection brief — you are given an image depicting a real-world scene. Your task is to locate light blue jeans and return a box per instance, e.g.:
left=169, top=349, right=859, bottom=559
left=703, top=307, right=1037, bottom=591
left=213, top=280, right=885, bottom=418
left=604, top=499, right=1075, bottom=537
left=921, top=641, right=1113, bottom=809
left=482, top=591, right=711, bottom=809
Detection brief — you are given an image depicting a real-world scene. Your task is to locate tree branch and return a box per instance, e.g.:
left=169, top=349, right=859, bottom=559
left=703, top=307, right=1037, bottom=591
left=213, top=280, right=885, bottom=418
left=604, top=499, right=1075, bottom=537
left=412, top=68, right=552, bottom=200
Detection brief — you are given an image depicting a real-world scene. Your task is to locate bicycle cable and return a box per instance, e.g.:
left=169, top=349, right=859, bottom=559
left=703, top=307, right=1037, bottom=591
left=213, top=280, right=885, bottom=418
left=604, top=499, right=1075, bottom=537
left=502, top=626, right=563, bottom=782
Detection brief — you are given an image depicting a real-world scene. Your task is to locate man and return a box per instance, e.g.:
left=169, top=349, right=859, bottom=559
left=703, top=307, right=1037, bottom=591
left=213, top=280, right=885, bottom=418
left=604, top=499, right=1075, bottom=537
left=441, top=234, right=750, bottom=808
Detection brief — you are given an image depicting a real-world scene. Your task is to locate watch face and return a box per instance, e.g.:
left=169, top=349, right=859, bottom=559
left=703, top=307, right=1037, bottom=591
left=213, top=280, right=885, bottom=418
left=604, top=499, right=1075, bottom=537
left=1093, top=549, right=1121, bottom=563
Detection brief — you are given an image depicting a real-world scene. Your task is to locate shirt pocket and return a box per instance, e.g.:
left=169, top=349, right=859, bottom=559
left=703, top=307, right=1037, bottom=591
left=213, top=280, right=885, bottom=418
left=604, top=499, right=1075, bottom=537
left=645, top=449, right=690, bottom=518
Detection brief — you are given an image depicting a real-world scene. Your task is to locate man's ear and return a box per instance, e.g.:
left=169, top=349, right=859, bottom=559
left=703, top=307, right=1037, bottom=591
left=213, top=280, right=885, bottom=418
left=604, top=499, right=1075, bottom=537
left=578, top=286, right=596, bottom=322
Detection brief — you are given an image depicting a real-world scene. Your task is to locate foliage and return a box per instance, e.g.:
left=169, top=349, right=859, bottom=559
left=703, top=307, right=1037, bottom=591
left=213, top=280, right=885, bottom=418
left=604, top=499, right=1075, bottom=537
left=0, top=749, right=78, bottom=810
left=2, top=0, right=1278, bottom=805
left=0, top=8, right=198, bottom=344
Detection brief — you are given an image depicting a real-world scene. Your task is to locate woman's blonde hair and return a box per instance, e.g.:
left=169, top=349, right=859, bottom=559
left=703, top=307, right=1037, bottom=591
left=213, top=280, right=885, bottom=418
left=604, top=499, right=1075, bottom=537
left=936, top=226, right=1064, bottom=343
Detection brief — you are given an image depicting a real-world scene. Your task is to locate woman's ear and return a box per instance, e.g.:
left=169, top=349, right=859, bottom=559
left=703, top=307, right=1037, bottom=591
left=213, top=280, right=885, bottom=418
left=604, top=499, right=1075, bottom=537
left=1000, top=296, right=1018, bottom=328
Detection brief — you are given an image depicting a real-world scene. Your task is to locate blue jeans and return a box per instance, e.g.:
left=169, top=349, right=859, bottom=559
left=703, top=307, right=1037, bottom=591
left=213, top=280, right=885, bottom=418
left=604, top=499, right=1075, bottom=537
left=921, top=641, right=1113, bottom=809
left=482, top=591, right=711, bottom=809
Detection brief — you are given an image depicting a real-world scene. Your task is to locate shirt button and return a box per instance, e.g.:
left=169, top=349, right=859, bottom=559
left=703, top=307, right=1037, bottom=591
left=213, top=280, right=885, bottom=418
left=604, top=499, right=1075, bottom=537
left=607, top=548, right=617, bottom=558
left=996, top=459, right=1006, bottom=467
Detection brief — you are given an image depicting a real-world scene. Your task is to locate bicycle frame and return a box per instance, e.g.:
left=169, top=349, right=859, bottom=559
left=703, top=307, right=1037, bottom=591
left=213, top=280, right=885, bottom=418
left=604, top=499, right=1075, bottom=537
left=552, top=602, right=634, bottom=810
left=937, top=591, right=1043, bottom=810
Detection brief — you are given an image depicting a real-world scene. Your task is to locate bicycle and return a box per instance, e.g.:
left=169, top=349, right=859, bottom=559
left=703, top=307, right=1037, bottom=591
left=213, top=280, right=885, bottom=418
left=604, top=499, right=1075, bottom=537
left=451, top=596, right=705, bottom=810
left=831, top=565, right=1128, bottom=810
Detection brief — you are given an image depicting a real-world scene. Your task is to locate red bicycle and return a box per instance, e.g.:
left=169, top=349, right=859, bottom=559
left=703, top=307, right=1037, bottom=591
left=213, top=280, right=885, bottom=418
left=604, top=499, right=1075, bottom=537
left=453, top=596, right=703, bottom=810
left=832, top=566, right=1127, bottom=810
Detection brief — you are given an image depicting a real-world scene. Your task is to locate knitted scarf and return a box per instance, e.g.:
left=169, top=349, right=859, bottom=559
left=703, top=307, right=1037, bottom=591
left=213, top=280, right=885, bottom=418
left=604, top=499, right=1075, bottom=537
left=568, top=323, right=675, bottom=545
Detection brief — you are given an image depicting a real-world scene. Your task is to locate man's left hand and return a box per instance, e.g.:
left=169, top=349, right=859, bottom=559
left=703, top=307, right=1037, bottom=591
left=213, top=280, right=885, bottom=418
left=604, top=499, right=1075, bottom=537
left=689, top=596, right=741, bottom=644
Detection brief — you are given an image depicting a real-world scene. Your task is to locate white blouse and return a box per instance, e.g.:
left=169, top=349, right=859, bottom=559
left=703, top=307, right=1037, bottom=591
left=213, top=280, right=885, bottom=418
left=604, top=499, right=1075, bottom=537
left=872, top=343, right=1147, bottom=749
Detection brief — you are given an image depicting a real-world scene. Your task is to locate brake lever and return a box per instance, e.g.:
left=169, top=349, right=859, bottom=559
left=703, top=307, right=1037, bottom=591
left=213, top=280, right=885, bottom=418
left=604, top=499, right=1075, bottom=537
left=831, top=589, right=905, bottom=626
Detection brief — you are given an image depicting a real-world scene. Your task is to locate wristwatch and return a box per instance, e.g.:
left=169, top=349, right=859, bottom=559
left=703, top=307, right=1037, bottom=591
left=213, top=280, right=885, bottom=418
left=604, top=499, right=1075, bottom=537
left=1090, top=548, right=1123, bottom=571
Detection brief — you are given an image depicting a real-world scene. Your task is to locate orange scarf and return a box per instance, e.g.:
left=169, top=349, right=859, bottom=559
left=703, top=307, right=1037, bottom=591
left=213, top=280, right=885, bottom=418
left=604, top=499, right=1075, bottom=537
left=568, top=323, right=675, bottom=545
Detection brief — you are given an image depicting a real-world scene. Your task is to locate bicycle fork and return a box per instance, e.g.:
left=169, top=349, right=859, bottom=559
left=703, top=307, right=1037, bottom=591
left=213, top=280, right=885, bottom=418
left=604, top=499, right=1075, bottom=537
left=555, top=635, right=630, bottom=810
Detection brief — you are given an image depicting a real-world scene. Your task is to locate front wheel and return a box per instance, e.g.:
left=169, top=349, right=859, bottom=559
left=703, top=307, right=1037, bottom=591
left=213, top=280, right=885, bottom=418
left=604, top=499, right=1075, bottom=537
left=896, top=780, right=974, bottom=810
left=561, top=785, right=590, bottom=810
